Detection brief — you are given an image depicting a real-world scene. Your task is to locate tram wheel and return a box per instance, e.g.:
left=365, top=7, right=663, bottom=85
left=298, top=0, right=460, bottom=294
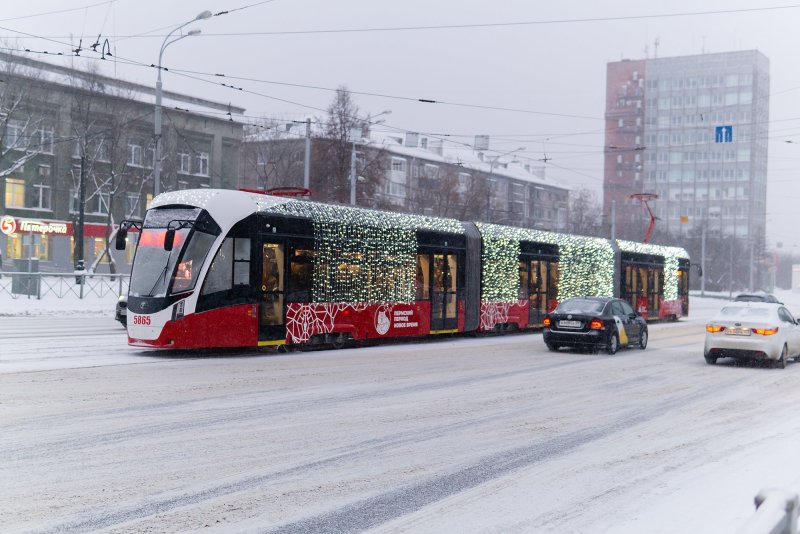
left=330, top=333, right=348, bottom=350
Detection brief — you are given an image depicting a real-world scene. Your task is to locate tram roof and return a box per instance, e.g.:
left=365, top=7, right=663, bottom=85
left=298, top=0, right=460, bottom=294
left=617, top=239, right=689, bottom=260
left=151, top=189, right=466, bottom=235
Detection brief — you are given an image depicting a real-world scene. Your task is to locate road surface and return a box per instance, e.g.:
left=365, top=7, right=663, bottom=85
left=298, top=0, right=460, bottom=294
left=2, top=314, right=800, bottom=533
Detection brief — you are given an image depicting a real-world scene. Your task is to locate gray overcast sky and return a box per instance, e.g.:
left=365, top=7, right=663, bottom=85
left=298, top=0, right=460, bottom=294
left=3, top=0, right=800, bottom=250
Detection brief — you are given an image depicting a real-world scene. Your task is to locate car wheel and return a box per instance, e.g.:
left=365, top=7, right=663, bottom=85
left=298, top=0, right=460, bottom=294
left=776, top=345, right=788, bottom=369
left=704, top=353, right=717, bottom=365
left=606, top=331, right=619, bottom=355
left=638, top=328, right=648, bottom=350
left=545, top=342, right=560, bottom=352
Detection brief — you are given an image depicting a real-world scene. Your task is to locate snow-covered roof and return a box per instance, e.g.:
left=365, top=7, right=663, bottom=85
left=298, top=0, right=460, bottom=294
left=371, top=133, right=566, bottom=190
left=0, top=51, right=246, bottom=122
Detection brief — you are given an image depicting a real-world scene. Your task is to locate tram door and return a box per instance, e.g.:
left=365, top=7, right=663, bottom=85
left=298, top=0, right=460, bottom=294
left=430, top=253, right=458, bottom=331
left=523, top=258, right=558, bottom=326
left=260, top=242, right=286, bottom=342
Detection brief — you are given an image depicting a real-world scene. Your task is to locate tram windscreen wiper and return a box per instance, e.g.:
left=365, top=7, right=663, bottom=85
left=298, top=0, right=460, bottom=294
left=145, top=248, right=173, bottom=297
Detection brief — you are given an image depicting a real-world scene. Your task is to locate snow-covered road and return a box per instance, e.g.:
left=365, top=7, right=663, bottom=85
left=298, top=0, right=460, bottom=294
left=2, top=295, right=800, bottom=532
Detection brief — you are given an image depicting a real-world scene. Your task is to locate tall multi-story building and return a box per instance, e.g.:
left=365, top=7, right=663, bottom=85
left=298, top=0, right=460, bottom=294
left=604, top=50, right=769, bottom=245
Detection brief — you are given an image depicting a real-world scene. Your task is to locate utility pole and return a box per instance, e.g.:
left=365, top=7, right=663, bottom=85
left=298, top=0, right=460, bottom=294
left=611, top=200, right=616, bottom=241
left=75, top=151, right=87, bottom=275
left=701, top=224, right=706, bottom=296
left=350, top=140, right=357, bottom=206
left=303, top=118, right=311, bottom=190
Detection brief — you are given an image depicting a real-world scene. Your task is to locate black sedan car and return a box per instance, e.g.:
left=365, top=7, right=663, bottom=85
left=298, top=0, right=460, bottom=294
left=115, top=294, right=127, bottom=327
left=542, top=296, right=648, bottom=354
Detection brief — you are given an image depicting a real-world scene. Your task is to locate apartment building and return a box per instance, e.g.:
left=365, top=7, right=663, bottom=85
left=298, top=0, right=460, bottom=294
left=0, top=52, right=244, bottom=272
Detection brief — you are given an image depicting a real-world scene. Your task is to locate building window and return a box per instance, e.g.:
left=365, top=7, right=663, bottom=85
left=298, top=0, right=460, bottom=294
left=126, top=193, right=141, bottom=218
left=387, top=182, right=406, bottom=197
left=72, top=189, right=109, bottom=214
left=423, top=164, right=438, bottom=178
left=96, top=139, right=110, bottom=162
left=5, top=178, right=25, bottom=207
left=5, top=119, right=24, bottom=150
left=31, top=183, right=51, bottom=210
left=390, top=157, right=406, bottom=172
left=36, top=127, right=54, bottom=154
left=144, top=145, right=155, bottom=169
left=89, top=191, right=110, bottom=214
left=179, top=152, right=191, bottom=174
left=194, top=152, right=209, bottom=176
left=127, top=143, right=143, bottom=167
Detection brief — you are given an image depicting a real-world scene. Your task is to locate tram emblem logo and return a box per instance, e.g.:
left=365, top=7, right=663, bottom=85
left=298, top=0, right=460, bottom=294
left=375, top=307, right=391, bottom=336
left=0, top=215, right=16, bottom=235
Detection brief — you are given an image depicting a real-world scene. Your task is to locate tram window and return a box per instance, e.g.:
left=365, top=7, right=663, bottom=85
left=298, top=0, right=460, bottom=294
left=548, top=262, right=559, bottom=306
left=289, top=249, right=314, bottom=301
left=638, top=267, right=648, bottom=296
left=445, top=254, right=457, bottom=292
left=201, top=238, right=233, bottom=295
left=263, top=244, right=284, bottom=291
left=233, top=238, right=250, bottom=286
left=171, top=231, right=216, bottom=294
left=262, top=293, right=283, bottom=325
left=433, top=255, right=446, bottom=292
left=445, top=293, right=457, bottom=319
left=416, top=254, right=430, bottom=300
left=519, top=261, right=529, bottom=300
left=336, top=253, right=362, bottom=292
left=234, top=238, right=250, bottom=260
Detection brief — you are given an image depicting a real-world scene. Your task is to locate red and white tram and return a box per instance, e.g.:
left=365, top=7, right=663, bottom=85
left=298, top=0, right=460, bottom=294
left=117, top=189, right=691, bottom=350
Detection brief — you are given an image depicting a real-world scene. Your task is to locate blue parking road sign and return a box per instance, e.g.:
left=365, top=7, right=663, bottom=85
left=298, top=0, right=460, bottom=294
left=715, top=125, right=733, bottom=143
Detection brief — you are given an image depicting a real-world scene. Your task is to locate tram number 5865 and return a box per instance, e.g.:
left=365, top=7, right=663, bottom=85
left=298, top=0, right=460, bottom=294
left=132, top=315, right=151, bottom=326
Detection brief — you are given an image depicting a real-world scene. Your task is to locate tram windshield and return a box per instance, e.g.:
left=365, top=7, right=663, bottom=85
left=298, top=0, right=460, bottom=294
left=129, top=208, right=219, bottom=298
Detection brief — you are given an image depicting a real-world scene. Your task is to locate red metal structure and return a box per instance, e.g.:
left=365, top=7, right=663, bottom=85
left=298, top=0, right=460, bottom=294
left=238, top=187, right=313, bottom=198
left=629, top=193, right=659, bottom=243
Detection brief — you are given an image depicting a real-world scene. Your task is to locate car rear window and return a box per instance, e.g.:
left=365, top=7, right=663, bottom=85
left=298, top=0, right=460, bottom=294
left=719, top=306, right=771, bottom=318
left=735, top=295, right=764, bottom=302
left=556, top=299, right=605, bottom=314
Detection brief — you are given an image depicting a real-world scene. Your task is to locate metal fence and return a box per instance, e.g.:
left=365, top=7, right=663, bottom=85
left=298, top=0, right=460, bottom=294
left=737, top=481, right=800, bottom=534
left=0, top=271, right=129, bottom=299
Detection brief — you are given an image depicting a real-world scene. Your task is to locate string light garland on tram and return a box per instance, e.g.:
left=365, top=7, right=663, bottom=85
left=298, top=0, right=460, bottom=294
left=617, top=240, right=689, bottom=301
left=267, top=200, right=464, bottom=304
left=476, top=223, right=615, bottom=303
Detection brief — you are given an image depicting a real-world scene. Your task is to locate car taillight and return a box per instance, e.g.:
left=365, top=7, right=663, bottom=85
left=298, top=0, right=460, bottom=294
left=706, top=325, right=725, bottom=333
left=752, top=327, right=779, bottom=336
left=590, top=319, right=604, bottom=330
left=543, top=317, right=551, bottom=327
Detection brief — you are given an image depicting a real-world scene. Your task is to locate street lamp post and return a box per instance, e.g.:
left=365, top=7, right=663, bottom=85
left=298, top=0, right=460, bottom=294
left=153, top=10, right=212, bottom=198
left=485, top=147, right=525, bottom=222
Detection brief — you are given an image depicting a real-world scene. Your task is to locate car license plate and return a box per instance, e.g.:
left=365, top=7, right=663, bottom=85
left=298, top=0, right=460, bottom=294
left=725, top=327, right=751, bottom=336
left=559, top=320, right=581, bottom=328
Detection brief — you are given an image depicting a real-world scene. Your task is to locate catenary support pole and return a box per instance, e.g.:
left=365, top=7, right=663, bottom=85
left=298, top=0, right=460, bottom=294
left=303, top=118, right=311, bottom=190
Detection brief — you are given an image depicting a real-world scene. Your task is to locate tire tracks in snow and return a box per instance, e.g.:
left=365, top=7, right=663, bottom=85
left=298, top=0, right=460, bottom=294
left=29, top=372, right=746, bottom=533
